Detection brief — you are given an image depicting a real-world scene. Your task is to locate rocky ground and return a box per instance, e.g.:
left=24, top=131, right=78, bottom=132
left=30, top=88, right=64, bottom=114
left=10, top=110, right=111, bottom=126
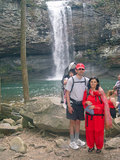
left=0, top=128, right=120, bottom=160
left=0, top=97, right=120, bottom=160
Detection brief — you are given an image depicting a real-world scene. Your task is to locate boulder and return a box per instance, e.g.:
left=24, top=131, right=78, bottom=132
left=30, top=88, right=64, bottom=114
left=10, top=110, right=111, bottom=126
left=0, top=123, right=20, bottom=135
left=104, top=137, right=120, bottom=149
left=105, top=118, right=120, bottom=137
left=0, top=103, right=22, bottom=121
left=114, top=117, right=120, bottom=125
left=20, top=97, right=85, bottom=135
left=3, top=118, right=16, bottom=126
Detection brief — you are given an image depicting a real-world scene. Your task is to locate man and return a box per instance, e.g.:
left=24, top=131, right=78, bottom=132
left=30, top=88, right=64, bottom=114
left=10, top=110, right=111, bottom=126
left=65, top=63, right=89, bottom=149
left=61, top=62, right=76, bottom=103
left=113, top=74, right=120, bottom=116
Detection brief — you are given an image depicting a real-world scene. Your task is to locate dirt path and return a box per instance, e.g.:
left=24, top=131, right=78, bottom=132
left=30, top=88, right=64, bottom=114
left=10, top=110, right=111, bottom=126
left=0, top=129, right=120, bottom=160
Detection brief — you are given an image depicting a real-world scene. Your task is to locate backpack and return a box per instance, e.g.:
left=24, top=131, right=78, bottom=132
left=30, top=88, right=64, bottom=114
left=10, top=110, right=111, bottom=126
left=70, top=76, right=87, bottom=93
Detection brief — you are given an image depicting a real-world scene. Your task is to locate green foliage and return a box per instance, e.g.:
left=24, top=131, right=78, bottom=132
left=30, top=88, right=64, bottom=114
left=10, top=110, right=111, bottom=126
left=86, top=49, right=94, bottom=55
left=26, top=0, right=36, bottom=7
left=0, top=65, right=12, bottom=74
left=14, top=66, right=22, bottom=71
left=93, top=0, right=120, bottom=16
left=93, top=0, right=105, bottom=8
left=26, top=0, right=47, bottom=10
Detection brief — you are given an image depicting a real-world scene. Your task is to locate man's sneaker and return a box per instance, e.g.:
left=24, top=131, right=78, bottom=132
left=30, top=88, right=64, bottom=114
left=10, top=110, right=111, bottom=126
left=76, top=139, right=86, bottom=147
left=69, top=141, right=79, bottom=150
left=63, top=103, right=67, bottom=109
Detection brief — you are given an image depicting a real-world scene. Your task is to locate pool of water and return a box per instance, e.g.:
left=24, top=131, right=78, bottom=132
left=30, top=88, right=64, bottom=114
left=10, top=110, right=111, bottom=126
left=1, top=77, right=116, bottom=102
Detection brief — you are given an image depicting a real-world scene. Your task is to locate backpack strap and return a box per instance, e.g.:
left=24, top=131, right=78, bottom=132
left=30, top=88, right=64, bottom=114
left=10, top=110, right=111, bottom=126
left=98, top=96, right=102, bottom=104
left=70, top=77, right=74, bottom=93
left=70, top=76, right=87, bottom=93
left=84, top=77, right=87, bottom=89
left=87, top=89, right=89, bottom=98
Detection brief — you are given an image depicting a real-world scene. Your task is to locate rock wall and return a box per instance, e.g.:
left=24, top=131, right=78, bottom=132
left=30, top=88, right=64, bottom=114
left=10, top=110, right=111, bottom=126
left=0, top=0, right=120, bottom=80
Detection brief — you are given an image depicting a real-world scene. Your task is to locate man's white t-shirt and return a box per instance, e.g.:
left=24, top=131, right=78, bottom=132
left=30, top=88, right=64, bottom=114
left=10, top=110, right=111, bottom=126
left=65, top=75, right=89, bottom=102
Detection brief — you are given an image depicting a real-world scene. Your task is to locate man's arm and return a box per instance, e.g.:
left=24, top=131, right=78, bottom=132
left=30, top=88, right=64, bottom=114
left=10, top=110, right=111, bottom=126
left=113, top=81, right=118, bottom=90
left=66, top=90, right=73, bottom=114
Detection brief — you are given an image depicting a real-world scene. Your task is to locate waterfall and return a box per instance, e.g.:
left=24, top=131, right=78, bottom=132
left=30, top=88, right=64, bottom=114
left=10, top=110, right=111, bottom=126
left=46, top=1, right=73, bottom=80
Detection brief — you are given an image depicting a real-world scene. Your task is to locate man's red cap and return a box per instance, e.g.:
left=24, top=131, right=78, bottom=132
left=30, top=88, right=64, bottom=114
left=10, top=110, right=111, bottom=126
left=75, top=63, right=85, bottom=70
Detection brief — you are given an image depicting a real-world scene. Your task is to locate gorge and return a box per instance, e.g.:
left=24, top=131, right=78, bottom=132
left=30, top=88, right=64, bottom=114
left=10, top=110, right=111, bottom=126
left=0, top=0, right=120, bottom=81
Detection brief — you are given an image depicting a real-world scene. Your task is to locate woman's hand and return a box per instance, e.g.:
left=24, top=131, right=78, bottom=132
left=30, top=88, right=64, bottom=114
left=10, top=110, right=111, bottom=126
left=89, top=105, right=95, bottom=110
left=68, top=106, right=74, bottom=114
left=86, top=101, right=92, bottom=105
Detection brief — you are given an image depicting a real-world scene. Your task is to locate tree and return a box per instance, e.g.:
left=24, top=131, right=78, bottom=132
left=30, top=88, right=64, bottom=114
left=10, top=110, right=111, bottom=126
left=0, top=77, right=1, bottom=111
left=21, top=0, right=29, bottom=103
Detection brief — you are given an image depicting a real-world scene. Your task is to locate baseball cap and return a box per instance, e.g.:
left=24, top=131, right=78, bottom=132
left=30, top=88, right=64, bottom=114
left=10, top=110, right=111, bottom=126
left=75, top=63, right=85, bottom=70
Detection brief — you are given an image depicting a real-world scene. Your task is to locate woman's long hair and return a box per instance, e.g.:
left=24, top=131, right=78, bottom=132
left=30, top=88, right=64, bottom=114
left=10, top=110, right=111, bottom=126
left=88, top=77, right=100, bottom=90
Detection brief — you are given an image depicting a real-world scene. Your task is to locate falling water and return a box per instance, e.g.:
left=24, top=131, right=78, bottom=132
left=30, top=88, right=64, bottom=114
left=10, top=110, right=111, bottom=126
left=46, top=1, right=73, bottom=79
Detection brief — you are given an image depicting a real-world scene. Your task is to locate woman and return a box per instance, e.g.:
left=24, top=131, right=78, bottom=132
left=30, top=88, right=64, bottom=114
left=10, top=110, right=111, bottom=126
left=107, top=90, right=116, bottom=119
left=82, top=77, right=105, bottom=153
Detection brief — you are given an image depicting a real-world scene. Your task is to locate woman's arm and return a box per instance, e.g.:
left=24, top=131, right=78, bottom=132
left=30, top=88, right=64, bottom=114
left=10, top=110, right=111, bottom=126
left=82, top=90, right=93, bottom=108
left=110, top=97, right=117, bottom=108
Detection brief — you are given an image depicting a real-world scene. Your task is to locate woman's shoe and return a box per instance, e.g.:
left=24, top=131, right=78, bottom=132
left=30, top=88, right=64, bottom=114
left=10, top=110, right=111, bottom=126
left=88, top=147, right=94, bottom=152
left=96, top=149, right=101, bottom=153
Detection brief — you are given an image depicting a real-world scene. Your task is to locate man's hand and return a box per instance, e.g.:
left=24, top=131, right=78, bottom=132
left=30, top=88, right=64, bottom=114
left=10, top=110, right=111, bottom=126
left=68, top=106, right=74, bottom=114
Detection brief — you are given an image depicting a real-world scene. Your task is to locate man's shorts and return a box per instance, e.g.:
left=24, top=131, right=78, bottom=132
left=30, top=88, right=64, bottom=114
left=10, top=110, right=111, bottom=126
left=66, top=100, right=84, bottom=120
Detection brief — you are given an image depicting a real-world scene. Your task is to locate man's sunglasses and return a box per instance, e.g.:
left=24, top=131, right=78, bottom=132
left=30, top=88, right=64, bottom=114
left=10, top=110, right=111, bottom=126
left=78, top=68, right=85, bottom=70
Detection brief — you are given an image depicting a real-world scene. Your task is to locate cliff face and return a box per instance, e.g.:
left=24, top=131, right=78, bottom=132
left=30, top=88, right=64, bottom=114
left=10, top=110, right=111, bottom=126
left=0, top=0, right=120, bottom=80
left=71, top=0, right=120, bottom=77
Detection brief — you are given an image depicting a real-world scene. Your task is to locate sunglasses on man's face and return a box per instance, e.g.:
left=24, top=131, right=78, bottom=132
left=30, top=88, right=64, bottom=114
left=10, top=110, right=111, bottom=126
left=78, top=68, right=85, bottom=70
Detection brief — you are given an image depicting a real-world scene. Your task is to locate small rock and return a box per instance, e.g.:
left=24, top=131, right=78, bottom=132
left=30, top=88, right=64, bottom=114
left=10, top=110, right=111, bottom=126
left=16, top=118, right=23, bottom=125
left=3, top=118, right=16, bottom=126
left=0, top=145, right=6, bottom=152
left=34, top=144, right=47, bottom=149
left=55, top=138, right=69, bottom=149
left=9, top=136, right=27, bottom=154
left=0, top=133, right=4, bottom=138
left=46, top=146, right=53, bottom=153
left=54, top=149, right=70, bottom=157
